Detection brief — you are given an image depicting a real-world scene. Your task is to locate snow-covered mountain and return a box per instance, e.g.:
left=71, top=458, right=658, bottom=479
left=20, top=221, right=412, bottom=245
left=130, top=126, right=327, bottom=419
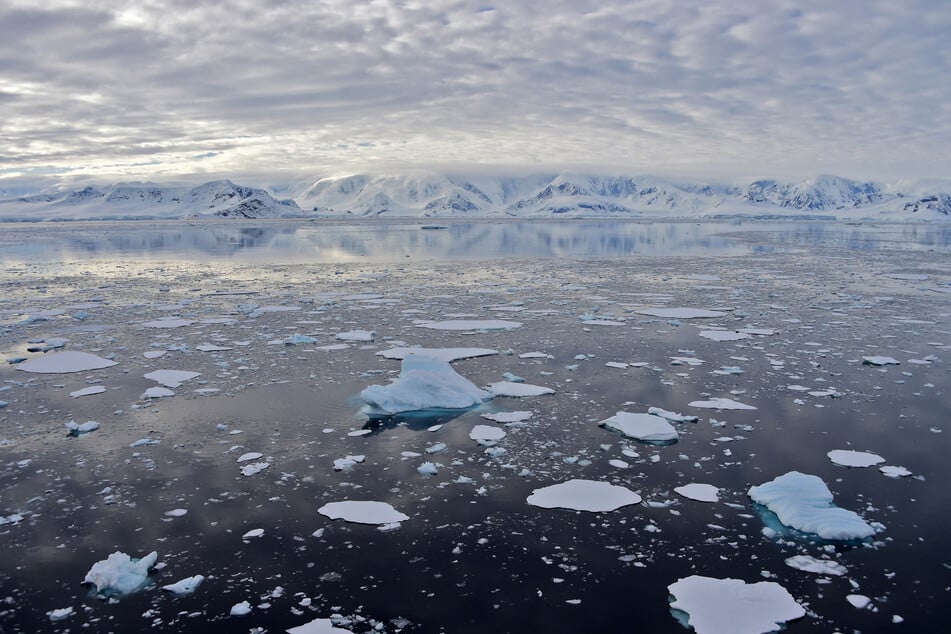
left=0, top=180, right=303, bottom=220
left=1, top=173, right=949, bottom=221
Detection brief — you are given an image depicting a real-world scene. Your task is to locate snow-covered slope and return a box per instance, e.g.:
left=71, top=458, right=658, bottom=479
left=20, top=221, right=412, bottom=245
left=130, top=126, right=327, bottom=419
left=0, top=180, right=303, bottom=220
left=1, top=173, right=949, bottom=221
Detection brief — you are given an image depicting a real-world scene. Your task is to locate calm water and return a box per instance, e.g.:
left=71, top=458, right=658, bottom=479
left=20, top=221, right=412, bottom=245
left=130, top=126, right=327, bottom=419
left=0, top=220, right=948, bottom=633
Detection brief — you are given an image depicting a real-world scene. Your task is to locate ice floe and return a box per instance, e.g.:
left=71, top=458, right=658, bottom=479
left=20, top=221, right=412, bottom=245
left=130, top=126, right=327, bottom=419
left=862, top=356, right=900, bottom=366
left=417, top=319, right=522, bottom=330
left=636, top=307, right=726, bottom=319
left=688, top=397, right=756, bottom=410
left=880, top=465, right=912, bottom=478
left=698, top=330, right=751, bottom=342
left=785, top=555, right=847, bottom=576
left=748, top=471, right=878, bottom=540
left=69, top=385, right=106, bottom=398
left=142, top=317, right=195, bottom=328
left=336, top=330, right=375, bottom=342
left=377, top=347, right=498, bottom=362
left=17, top=351, right=117, bottom=374
left=317, top=501, right=409, bottom=525
left=481, top=410, right=533, bottom=423
left=47, top=607, right=74, bottom=621
left=486, top=381, right=555, bottom=397
left=847, top=594, right=872, bottom=609
left=161, top=574, right=205, bottom=595
left=599, top=412, right=678, bottom=443
left=65, top=420, right=100, bottom=436
left=667, top=575, right=805, bottom=634
left=287, top=617, right=355, bottom=634
left=469, top=425, right=506, bottom=443
left=827, top=450, right=885, bottom=468
left=360, top=356, right=492, bottom=415
left=83, top=551, right=158, bottom=596
left=674, top=483, right=720, bottom=503
left=230, top=600, right=252, bottom=616
left=240, top=462, right=270, bottom=476
left=144, top=369, right=201, bottom=388
left=647, top=407, right=699, bottom=423
left=526, top=479, right=641, bottom=512
left=142, top=386, right=175, bottom=399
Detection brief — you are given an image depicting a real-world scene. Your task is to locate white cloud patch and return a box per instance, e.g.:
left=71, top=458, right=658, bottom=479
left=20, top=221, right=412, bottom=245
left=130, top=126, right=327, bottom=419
left=1, top=0, right=949, bottom=184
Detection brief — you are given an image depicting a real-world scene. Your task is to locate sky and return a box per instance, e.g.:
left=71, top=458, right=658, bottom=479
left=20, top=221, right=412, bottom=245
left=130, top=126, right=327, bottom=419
left=1, top=0, right=950, bottom=190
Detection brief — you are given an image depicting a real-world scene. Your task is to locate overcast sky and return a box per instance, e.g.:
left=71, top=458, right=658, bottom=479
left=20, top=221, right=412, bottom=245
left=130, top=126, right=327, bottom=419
left=1, top=0, right=949, bottom=188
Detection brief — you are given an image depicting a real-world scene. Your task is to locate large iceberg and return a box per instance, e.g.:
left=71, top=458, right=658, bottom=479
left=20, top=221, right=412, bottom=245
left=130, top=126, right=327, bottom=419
left=360, top=356, right=492, bottom=415
left=748, top=471, right=878, bottom=540
left=83, top=551, right=158, bottom=595
left=668, top=575, right=805, bottom=634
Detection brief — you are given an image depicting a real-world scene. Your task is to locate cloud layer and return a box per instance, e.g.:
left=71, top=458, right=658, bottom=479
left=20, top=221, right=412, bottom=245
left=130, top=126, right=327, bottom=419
left=1, top=0, right=949, bottom=185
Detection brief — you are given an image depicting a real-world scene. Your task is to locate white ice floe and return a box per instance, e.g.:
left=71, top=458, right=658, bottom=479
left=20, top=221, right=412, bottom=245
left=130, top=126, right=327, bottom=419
left=880, top=465, right=912, bottom=478
left=336, top=330, right=375, bottom=342
left=69, top=385, right=106, bottom=398
left=486, top=381, right=555, bottom=397
left=481, top=411, right=533, bottom=423
left=699, top=330, right=751, bottom=342
left=519, top=351, right=553, bottom=359
left=827, top=450, right=885, bottom=468
left=671, top=356, right=705, bottom=366
left=360, top=356, right=492, bottom=415
left=668, top=575, right=805, bottom=634
left=65, top=420, right=100, bottom=435
left=47, top=607, right=74, bottom=621
left=83, top=551, right=158, bottom=595
left=143, top=350, right=167, bottom=359
left=527, top=479, right=641, bottom=512
left=142, top=317, right=195, bottom=328
left=599, top=412, right=678, bottom=443
left=161, top=575, right=205, bottom=595
left=318, top=501, right=409, bottom=525
left=240, top=461, right=270, bottom=476
left=287, top=617, right=355, bottom=634
left=333, top=455, right=365, bottom=471
left=647, top=407, right=699, bottom=423
left=142, top=386, right=175, bottom=399
left=196, top=343, right=232, bottom=352
left=164, top=509, right=187, bottom=517
left=688, top=397, right=756, bottom=410
left=230, top=600, right=252, bottom=616
left=377, top=347, right=499, bottom=362
left=847, top=594, right=872, bottom=609
left=862, top=356, right=900, bottom=366
left=417, top=319, right=522, bottom=330
left=748, top=471, right=878, bottom=540
left=17, top=351, right=117, bottom=374
left=242, top=528, right=264, bottom=539
left=785, top=555, right=847, bottom=576
left=636, top=307, right=726, bottom=319
left=237, top=452, right=263, bottom=463
left=469, top=425, right=506, bottom=442
left=144, top=369, right=201, bottom=388
left=417, top=462, right=439, bottom=475
left=674, top=483, right=720, bottom=503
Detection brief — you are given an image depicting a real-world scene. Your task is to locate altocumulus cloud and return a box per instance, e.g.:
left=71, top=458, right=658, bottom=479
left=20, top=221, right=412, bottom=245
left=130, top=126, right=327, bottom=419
left=1, top=0, right=949, bottom=184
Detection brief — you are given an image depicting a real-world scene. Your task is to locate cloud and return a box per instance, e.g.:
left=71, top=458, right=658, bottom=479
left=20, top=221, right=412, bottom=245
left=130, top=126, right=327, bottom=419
left=1, top=0, right=949, bottom=185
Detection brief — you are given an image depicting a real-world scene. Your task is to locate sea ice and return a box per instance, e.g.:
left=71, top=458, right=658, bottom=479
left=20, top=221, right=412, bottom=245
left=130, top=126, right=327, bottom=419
left=333, top=455, right=365, bottom=471
left=142, top=386, right=175, bottom=399
left=360, top=356, right=492, bottom=415
left=142, top=318, right=195, bottom=328
left=162, top=574, right=205, bottom=595
left=862, top=356, right=900, bottom=366
left=83, top=551, right=158, bottom=595
left=65, top=420, right=100, bottom=435
left=647, top=407, right=699, bottom=423
left=47, top=607, right=74, bottom=621
left=230, top=600, right=252, bottom=615
left=880, top=465, right=912, bottom=478
left=287, top=617, right=355, bottom=634
left=827, top=450, right=885, bottom=468
left=17, top=351, right=117, bottom=374
left=243, top=528, right=265, bottom=539
left=69, top=385, right=106, bottom=398
left=668, top=575, right=805, bottom=634
left=748, top=471, right=877, bottom=540
left=336, top=330, right=375, bottom=342
left=317, top=501, right=409, bottom=525
left=237, top=452, right=264, bottom=463
left=240, top=462, right=270, bottom=476
left=785, top=555, right=847, bottom=576
left=417, top=319, right=522, bottom=330
left=377, top=347, right=498, bottom=362
left=481, top=411, right=533, bottom=423
left=847, top=594, right=872, bottom=609
left=699, top=330, right=751, bottom=342
left=674, top=483, right=720, bottom=503
left=599, top=412, right=678, bottom=443
left=526, top=479, right=641, bottom=512
left=417, top=462, right=439, bottom=475
left=636, top=307, right=726, bottom=319
left=196, top=343, right=232, bottom=351
left=469, top=425, right=506, bottom=442
left=144, top=369, right=201, bottom=388
left=688, top=398, right=756, bottom=410
left=486, top=381, right=554, bottom=397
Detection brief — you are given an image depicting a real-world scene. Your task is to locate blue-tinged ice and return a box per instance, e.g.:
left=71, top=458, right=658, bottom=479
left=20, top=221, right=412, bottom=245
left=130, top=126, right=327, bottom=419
left=748, top=471, right=878, bottom=540
left=360, top=356, right=492, bottom=415
left=83, top=551, right=158, bottom=595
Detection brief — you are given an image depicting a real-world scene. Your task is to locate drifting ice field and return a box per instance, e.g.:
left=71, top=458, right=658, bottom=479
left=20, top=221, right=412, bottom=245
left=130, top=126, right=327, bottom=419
left=0, top=220, right=948, bottom=633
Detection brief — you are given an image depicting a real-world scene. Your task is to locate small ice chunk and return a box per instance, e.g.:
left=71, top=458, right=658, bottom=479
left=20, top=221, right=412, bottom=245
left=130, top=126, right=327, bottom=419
left=880, top=465, right=912, bottom=478
left=469, top=425, right=506, bottom=442
left=17, top=351, right=117, bottom=374
left=143, top=350, right=167, bottom=359
left=142, top=386, right=175, bottom=399
left=487, top=381, right=554, bottom=397
left=196, top=343, right=232, bottom=352
left=481, top=411, right=533, bottom=423
left=144, top=369, right=200, bottom=388
left=333, top=455, right=365, bottom=471
left=129, top=438, right=160, bottom=447
left=785, top=555, right=847, bottom=576
left=164, top=509, right=187, bottom=517
left=417, top=462, right=439, bottom=475
left=862, top=356, right=900, bottom=366
left=287, top=617, right=355, bottom=634
left=237, top=452, right=264, bottom=463
left=83, top=551, right=158, bottom=595
left=527, top=479, right=641, bottom=512
left=599, top=412, right=678, bottom=443
left=240, top=462, right=270, bottom=476
left=417, top=319, right=522, bottom=330
left=636, top=308, right=726, bottom=319
left=47, top=607, right=74, bottom=621
left=519, top=351, right=553, bottom=359
left=425, top=442, right=447, bottom=454
left=230, top=600, right=252, bottom=616
left=142, top=318, right=194, bottom=328
left=360, top=356, right=492, bottom=415
left=668, top=575, right=805, bottom=634
left=65, top=420, right=100, bottom=435
left=675, top=483, right=720, bottom=503
left=162, top=575, right=205, bottom=595
left=699, top=330, right=751, bottom=342
left=827, top=450, right=885, bottom=468
left=748, top=471, right=877, bottom=540
left=69, top=385, right=106, bottom=398
left=847, top=594, right=872, bottom=609
left=318, top=501, right=409, bottom=525
left=336, top=330, right=375, bottom=342
left=689, top=398, right=756, bottom=410
left=242, top=528, right=265, bottom=539
left=647, top=407, right=699, bottom=423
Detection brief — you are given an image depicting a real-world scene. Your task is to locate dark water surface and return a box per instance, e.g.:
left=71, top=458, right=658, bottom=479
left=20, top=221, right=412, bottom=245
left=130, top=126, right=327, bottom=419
left=0, top=220, right=949, bottom=633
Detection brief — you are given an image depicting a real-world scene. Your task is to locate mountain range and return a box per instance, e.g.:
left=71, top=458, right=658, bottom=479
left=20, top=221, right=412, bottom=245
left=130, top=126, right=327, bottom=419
left=1, top=173, right=949, bottom=221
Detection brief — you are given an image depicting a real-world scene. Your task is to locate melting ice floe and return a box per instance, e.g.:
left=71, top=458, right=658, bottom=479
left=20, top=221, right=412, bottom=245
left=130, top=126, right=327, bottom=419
left=83, top=551, right=158, bottom=595
left=635, top=307, right=726, bottom=319
left=667, top=575, right=805, bottom=634
left=698, top=330, right=751, bottom=342
left=377, top=347, right=498, bottom=362
left=317, top=501, right=409, bottom=525
left=144, top=369, right=201, bottom=388
left=69, top=385, right=106, bottom=398
left=827, top=450, right=885, bottom=468
left=647, top=407, right=699, bottom=423
left=360, top=356, right=492, bottom=415
left=785, top=555, right=847, bottom=576
left=599, top=412, right=678, bottom=443
left=481, top=410, right=533, bottom=423
left=287, top=617, right=355, bottom=633
left=674, top=483, right=719, bottom=503
left=16, top=351, right=117, bottom=374
left=417, top=319, right=522, bottom=330
left=526, top=479, right=641, bottom=511
left=748, top=471, right=879, bottom=540
left=688, top=397, right=756, bottom=410
left=161, top=574, right=204, bottom=595
left=486, top=382, right=555, bottom=397
left=469, top=425, right=506, bottom=443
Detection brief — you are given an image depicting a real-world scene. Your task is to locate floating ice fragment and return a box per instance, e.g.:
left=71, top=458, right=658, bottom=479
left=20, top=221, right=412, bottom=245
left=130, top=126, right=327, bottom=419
left=417, top=462, right=439, bottom=475
left=336, top=330, right=375, bottom=342
left=360, top=356, right=491, bottom=415
left=599, top=412, right=678, bottom=443
left=785, top=555, right=847, bottom=576
left=880, top=465, right=911, bottom=478
left=237, top=452, right=264, bottom=463
left=69, top=385, right=106, bottom=398
left=670, top=356, right=704, bottom=366
left=162, top=575, right=205, bottom=595
left=17, top=351, right=117, bottom=374
left=418, top=319, right=522, bottom=331
left=129, top=438, right=160, bottom=447
left=142, top=386, right=175, bottom=399
left=317, top=501, right=409, bottom=525
left=481, top=411, right=533, bottom=423
left=65, top=420, right=100, bottom=435
left=143, top=350, right=167, bottom=359
left=378, top=347, right=498, bottom=362
left=527, top=479, right=641, bottom=512
left=425, top=442, right=446, bottom=454
left=519, top=351, right=553, bottom=359
left=230, top=600, right=252, bottom=616
left=748, top=471, right=878, bottom=540
left=469, top=425, right=506, bottom=442
left=142, top=318, right=195, bottom=328
left=196, top=343, right=232, bottom=352
left=847, top=594, right=872, bottom=609
left=242, top=528, right=264, bottom=539
left=144, top=369, right=200, bottom=388
left=688, top=398, right=756, bottom=410
left=47, top=607, right=74, bottom=621
left=332, top=455, right=365, bottom=471
left=83, top=551, right=158, bottom=595
left=286, top=617, right=355, bottom=634
left=636, top=307, right=726, bottom=319
left=699, top=330, right=751, bottom=342
left=667, top=575, right=805, bottom=634
left=240, top=461, right=270, bottom=476
left=487, top=381, right=554, bottom=397
left=862, top=356, right=900, bottom=366
left=674, top=483, right=720, bottom=503
left=827, top=450, right=885, bottom=468
left=647, top=407, right=699, bottom=423
left=164, top=509, right=187, bottom=517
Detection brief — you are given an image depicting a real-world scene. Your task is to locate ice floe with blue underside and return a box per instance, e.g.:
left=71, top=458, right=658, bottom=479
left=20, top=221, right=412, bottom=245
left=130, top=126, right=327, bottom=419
left=599, top=412, right=678, bottom=443
left=668, top=575, right=805, bottom=634
left=360, top=356, right=492, bottom=415
left=287, top=617, right=355, bottom=634
left=83, top=551, right=158, bottom=595
left=527, top=479, right=641, bottom=511
left=17, top=351, right=117, bottom=374
left=377, top=347, right=498, bottom=362
left=748, top=471, right=880, bottom=540
left=318, top=501, right=409, bottom=525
